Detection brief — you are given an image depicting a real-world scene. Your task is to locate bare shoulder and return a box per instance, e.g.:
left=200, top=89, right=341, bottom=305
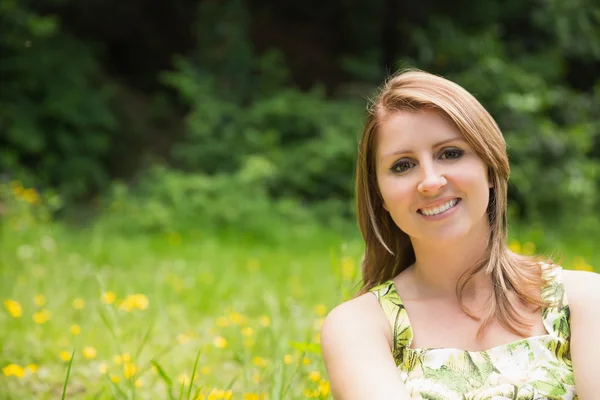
left=561, top=269, right=600, bottom=308
left=321, top=292, right=392, bottom=352
left=321, top=292, right=408, bottom=400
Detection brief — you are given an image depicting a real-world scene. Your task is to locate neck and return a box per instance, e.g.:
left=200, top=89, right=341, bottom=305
left=408, top=222, right=493, bottom=300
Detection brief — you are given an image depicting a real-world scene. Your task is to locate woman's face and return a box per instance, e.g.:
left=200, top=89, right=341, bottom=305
left=375, top=109, right=492, bottom=245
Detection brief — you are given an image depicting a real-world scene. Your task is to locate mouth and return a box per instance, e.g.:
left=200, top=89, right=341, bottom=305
left=418, top=198, right=461, bottom=216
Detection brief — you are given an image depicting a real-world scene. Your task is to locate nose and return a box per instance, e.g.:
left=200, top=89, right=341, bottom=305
left=417, top=162, right=447, bottom=194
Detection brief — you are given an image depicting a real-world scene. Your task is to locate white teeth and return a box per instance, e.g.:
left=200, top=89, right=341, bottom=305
left=420, top=199, right=458, bottom=216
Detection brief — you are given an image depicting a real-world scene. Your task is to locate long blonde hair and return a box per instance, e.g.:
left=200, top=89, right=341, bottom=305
left=356, top=69, right=551, bottom=337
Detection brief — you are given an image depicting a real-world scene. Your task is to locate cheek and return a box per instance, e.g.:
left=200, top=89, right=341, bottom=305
left=378, top=176, right=413, bottom=211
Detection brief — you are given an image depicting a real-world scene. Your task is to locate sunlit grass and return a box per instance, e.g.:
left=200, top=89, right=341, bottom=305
left=1, top=181, right=598, bottom=399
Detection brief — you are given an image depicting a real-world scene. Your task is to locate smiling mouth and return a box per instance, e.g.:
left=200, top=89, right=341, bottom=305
left=418, top=198, right=461, bottom=216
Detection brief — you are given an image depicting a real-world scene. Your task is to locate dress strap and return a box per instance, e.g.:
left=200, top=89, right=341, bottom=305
left=370, top=281, right=413, bottom=362
left=540, top=264, right=571, bottom=341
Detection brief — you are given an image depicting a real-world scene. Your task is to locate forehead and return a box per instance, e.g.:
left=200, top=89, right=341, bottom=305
left=376, top=109, right=462, bottom=149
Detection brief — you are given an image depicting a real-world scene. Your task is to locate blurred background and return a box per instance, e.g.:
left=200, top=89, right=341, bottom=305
left=1, top=0, right=600, bottom=398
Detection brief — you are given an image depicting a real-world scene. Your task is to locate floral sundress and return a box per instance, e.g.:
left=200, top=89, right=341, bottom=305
left=370, top=265, right=576, bottom=399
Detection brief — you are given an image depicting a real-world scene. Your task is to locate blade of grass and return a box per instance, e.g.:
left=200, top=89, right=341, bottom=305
left=60, top=350, right=75, bottom=400
left=186, top=346, right=203, bottom=400
left=177, top=379, right=186, bottom=400
left=151, top=359, right=175, bottom=400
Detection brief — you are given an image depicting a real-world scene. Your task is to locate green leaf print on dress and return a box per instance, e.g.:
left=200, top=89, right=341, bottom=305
left=370, top=264, right=577, bottom=399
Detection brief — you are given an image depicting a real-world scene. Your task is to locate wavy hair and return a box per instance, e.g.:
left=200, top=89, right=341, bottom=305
left=356, top=69, right=552, bottom=337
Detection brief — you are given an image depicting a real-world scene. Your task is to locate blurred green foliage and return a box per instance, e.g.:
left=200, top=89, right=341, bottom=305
left=2, top=0, right=600, bottom=236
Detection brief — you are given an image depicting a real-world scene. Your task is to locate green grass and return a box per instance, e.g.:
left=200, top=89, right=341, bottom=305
left=0, top=217, right=364, bottom=399
left=1, top=197, right=598, bottom=399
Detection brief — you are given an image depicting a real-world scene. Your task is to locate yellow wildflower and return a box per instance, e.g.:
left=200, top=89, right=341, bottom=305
left=508, top=240, right=521, bottom=254
left=110, top=374, right=120, bottom=383
left=241, top=326, right=254, bottom=336
left=72, top=298, right=85, bottom=310
left=314, top=304, right=327, bottom=317
left=252, top=356, right=266, bottom=367
left=251, top=373, right=261, bottom=383
left=177, top=373, right=190, bottom=385
left=216, top=316, right=229, bottom=327
left=83, top=346, right=96, bottom=360
left=101, top=291, right=116, bottom=304
left=70, top=324, right=81, bottom=335
left=308, top=370, right=321, bottom=382
left=283, top=354, right=293, bottom=365
left=200, top=366, right=211, bottom=375
left=319, top=379, right=331, bottom=396
left=99, top=363, right=108, bottom=374
left=213, top=336, right=227, bottom=349
left=59, top=351, right=72, bottom=362
left=22, top=188, right=40, bottom=204
left=32, top=309, right=51, bottom=324
left=302, top=357, right=311, bottom=365
left=228, top=311, right=247, bottom=325
left=119, top=294, right=149, bottom=312
left=123, top=362, right=136, bottom=379
left=2, top=364, right=25, bottom=378
left=4, top=299, right=22, bottom=318
left=33, top=294, right=46, bottom=306
left=26, top=364, right=38, bottom=373
left=341, top=256, right=356, bottom=281
left=135, top=378, right=144, bottom=387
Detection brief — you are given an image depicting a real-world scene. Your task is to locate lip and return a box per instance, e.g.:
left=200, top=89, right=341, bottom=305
left=417, top=197, right=461, bottom=213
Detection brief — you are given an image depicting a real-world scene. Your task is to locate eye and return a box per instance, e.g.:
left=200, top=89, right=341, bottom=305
left=440, top=148, right=464, bottom=160
left=391, top=159, right=415, bottom=174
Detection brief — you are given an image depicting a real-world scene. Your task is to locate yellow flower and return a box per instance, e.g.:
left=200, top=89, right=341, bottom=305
left=283, top=354, right=293, bottom=365
left=119, top=294, right=149, bottom=312
left=508, top=240, right=521, bottom=254
left=258, top=315, right=271, bottom=327
left=241, top=326, right=254, bottom=336
left=135, top=378, right=144, bottom=387
left=121, top=353, right=131, bottom=363
left=318, top=379, right=331, bottom=396
left=33, top=294, right=46, bottom=306
left=99, top=363, right=108, bottom=374
left=313, top=304, right=327, bottom=317
left=59, top=351, right=72, bottom=362
left=2, top=364, right=25, bottom=378
left=213, top=336, right=227, bottom=349
left=228, top=311, right=247, bottom=325
left=302, top=357, right=311, bottom=365
left=251, top=373, right=261, bottom=383
left=83, top=346, right=96, bottom=360
left=177, top=373, right=190, bottom=385
left=70, top=324, right=81, bottom=335
left=308, top=370, right=321, bottom=382
left=123, top=362, right=136, bottom=379
left=101, top=291, right=116, bottom=304
left=573, top=256, right=594, bottom=272
left=4, top=299, right=22, bottom=318
left=22, top=188, right=40, bottom=204
left=200, top=366, right=211, bottom=375
left=341, top=256, right=356, bottom=281
left=252, top=356, right=266, bottom=367
left=32, top=309, right=51, bottom=324
left=72, top=298, right=85, bottom=310
left=110, top=374, right=120, bottom=383
left=216, top=316, right=229, bottom=327
left=26, top=364, right=38, bottom=373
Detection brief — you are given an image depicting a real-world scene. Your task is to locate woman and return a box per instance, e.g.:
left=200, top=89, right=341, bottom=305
left=321, top=70, right=600, bottom=399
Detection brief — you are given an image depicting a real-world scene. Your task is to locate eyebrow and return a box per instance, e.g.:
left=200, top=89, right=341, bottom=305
left=380, top=137, right=467, bottom=162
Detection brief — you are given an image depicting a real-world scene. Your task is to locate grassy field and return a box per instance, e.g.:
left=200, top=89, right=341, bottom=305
left=1, top=183, right=598, bottom=399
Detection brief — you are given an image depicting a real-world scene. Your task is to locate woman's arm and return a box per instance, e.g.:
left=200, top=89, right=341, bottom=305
left=563, top=269, right=600, bottom=399
left=321, top=293, right=412, bottom=400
